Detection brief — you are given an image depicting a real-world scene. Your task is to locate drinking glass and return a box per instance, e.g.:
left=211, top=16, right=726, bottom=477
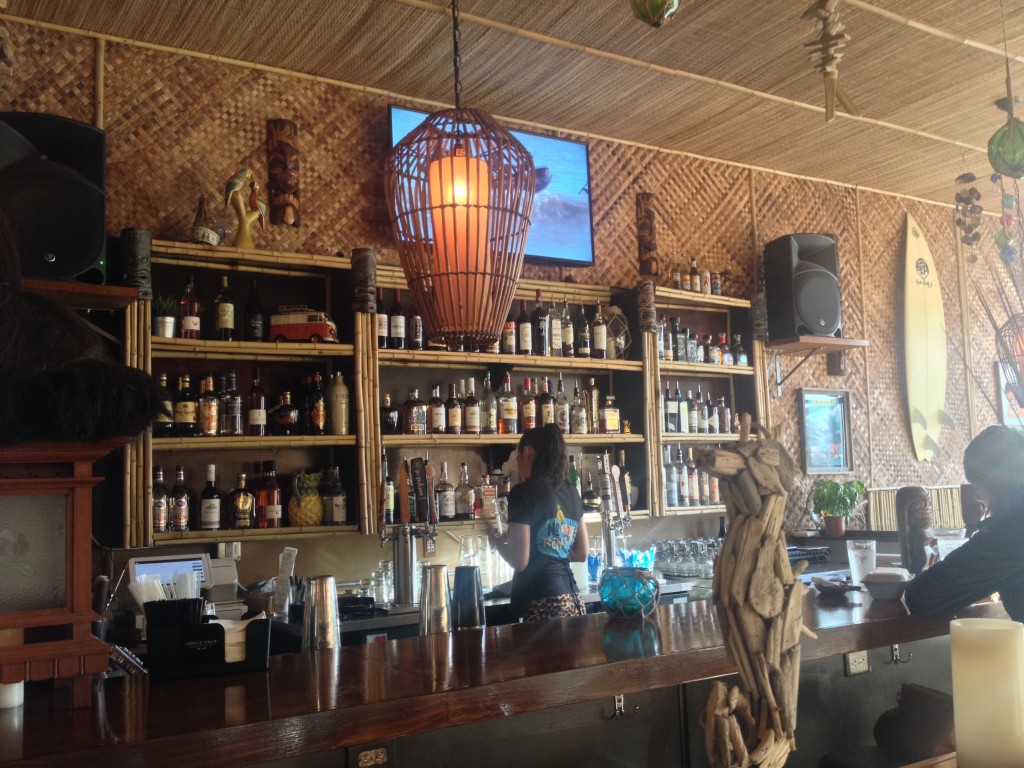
left=587, top=536, right=603, bottom=588
left=846, top=539, right=877, bottom=584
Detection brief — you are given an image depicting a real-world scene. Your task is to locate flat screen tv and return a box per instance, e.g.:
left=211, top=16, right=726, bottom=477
left=388, top=105, right=595, bottom=268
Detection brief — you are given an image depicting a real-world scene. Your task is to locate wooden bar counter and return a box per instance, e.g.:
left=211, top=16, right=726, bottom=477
left=0, top=593, right=1005, bottom=767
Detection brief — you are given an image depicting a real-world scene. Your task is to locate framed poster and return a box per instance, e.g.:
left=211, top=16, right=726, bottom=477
left=798, top=388, right=853, bottom=474
left=997, top=363, right=1024, bottom=428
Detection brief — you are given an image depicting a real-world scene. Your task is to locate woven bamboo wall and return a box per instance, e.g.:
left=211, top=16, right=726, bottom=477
left=3, top=18, right=1009, bottom=534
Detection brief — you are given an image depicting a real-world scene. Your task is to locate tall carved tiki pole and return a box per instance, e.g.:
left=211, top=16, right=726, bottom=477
left=636, top=191, right=659, bottom=276
left=696, top=415, right=815, bottom=768
left=267, top=118, right=300, bottom=227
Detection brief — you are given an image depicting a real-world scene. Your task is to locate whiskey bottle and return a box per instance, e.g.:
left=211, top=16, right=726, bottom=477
left=732, top=334, right=748, bottom=366
left=376, top=288, right=389, bottom=349
left=226, top=473, right=255, bottom=530
left=320, top=466, right=347, bottom=526
left=199, top=464, right=221, bottom=531
left=435, top=461, right=456, bottom=521
left=244, top=278, right=265, bottom=342
left=689, top=258, right=700, bottom=293
left=427, top=385, right=446, bottom=434
left=538, top=377, right=555, bottom=427
left=401, top=389, right=427, bottom=435
left=329, top=373, right=350, bottom=436
left=520, top=377, right=537, bottom=431
left=173, top=374, right=198, bottom=438
left=531, top=289, right=549, bottom=357
left=575, top=303, right=591, bottom=358
left=153, top=372, right=175, bottom=438
left=380, top=393, right=401, bottom=435
left=197, top=374, right=220, bottom=437
left=388, top=289, right=406, bottom=350
left=481, top=372, right=498, bottom=434
left=497, top=372, right=519, bottom=434
left=445, top=382, right=463, bottom=434
left=598, top=394, right=620, bottom=434
left=247, top=367, right=267, bottom=437
left=169, top=465, right=191, bottom=532
left=454, top=462, right=476, bottom=521
left=152, top=465, right=169, bottom=534
left=517, top=298, right=532, bottom=355
left=308, top=373, right=327, bottom=435
left=463, top=378, right=481, bottom=435
left=591, top=303, right=608, bottom=360
left=179, top=272, right=201, bottom=340
left=214, top=275, right=235, bottom=341
left=219, top=369, right=243, bottom=436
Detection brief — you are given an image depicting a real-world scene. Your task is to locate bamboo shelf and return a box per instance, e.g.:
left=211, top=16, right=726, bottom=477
left=153, top=435, right=357, bottom=450
left=664, top=504, right=728, bottom=516
left=377, top=349, right=642, bottom=372
left=152, top=239, right=352, bottom=275
left=382, top=433, right=644, bottom=447
left=653, top=287, right=751, bottom=310
left=152, top=337, right=355, bottom=361
left=153, top=524, right=360, bottom=545
left=657, top=361, right=755, bottom=377
left=660, top=433, right=740, bottom=444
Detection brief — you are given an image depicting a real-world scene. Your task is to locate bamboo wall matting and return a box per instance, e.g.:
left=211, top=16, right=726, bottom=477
left=867, top=486, right=963, bottom=532
left=1, top=23, right=94, bottom=121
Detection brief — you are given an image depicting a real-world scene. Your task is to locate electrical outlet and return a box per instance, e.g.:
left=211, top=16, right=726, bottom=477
left=217, top=542, right=241, bottom=560
left=844, top=650, right=870, bottom=676
left=423, top=536, right=436, bottom=556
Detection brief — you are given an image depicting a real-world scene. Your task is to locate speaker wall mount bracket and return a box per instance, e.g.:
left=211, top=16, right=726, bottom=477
left=765, top=335, right=869, bottom=396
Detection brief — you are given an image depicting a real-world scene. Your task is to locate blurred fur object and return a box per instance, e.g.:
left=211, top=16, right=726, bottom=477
left=0, top=26, right=14, bottom=90
left=0, top=213, right=165, bottom=445
left=267, top=119, right=300, bottom=227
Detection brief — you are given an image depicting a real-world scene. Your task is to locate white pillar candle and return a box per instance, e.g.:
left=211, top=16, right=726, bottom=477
left=951, top=618, right=1024, bottom=767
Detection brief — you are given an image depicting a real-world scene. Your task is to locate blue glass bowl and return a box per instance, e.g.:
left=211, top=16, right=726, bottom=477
left=598, top=567, right=660, bottom=617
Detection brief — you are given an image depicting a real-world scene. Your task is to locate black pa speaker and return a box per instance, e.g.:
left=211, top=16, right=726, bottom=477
left=0, top=112, right=107, bottom=284
left=763, top=233, right=842, bottom=340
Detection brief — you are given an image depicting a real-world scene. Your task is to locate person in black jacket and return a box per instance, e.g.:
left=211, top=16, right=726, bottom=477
left=489, top=424, right=589, bottom=621
left=904, top=425, right=1024, bottom=622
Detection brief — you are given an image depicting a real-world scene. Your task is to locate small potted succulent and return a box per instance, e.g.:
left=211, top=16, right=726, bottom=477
left=151, top=294, right=179, bottom=338
left=812, top=478, right=866, bottom=537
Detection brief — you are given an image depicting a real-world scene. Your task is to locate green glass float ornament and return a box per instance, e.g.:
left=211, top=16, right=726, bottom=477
left=631, top=0, right=680, bottom=27
left=989, top=116, right=1024, bottom=179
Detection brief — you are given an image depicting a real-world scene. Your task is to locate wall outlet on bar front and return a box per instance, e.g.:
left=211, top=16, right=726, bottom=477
left=423, top=536, right=436, bottom=556
left=844, top=650, right=870, bottom=676
left=217, top=542, right=241, bottom=560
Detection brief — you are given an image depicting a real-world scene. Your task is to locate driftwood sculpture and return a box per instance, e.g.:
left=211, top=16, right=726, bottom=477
left=802, top=0, right=859, bottom=122
left=696, top=415, right=815, bottom=768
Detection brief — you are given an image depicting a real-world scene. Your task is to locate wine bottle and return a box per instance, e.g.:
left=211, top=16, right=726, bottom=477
left=531, top=289, right=549, bottom=357
left=675, top=448, right=688, bottom=508
left=561, top=298, right=575, bottom=357
left=444, top=382, right=463, bottom=435
left=591, top=302, right=607, bottom=360
left=427, top=385, right=446, bottom=434
left=517, top=298, right=532, bottom=355
left=677, top=381, right=689, bottom=434
left=376, top=287, right=389, bottom=349
left=214, top=275, right=235, bottom=341
left=463, top=378, right=481, bottom=435
left=199, top=464, right=221, bottom=531
left=152, top=465, right=169, bottom=534
left=389, top=289, right=406, bottom=350
left=689, top=258, right=700, bottom=293
left=179, top=272, right=201, bottom=340
left=575, top=303, right=591, bottom=358
left=664, top=448, right=679, bottom=508
left=173, top=374, right=198, bottom=438
left=687, top=448, right=700, bottom=506
left=320, top=466, right=347, bottom=526
left=549, top=300, right=562, bottom=357
left=169, top=465, right=191, bottom=532
left=501, top=306, right=517, bottom=355
left=244, top=279, right=265, bottom=342
left=226, top=473, right=255, bottom=530
left=247, top=367, right=267, bottom=437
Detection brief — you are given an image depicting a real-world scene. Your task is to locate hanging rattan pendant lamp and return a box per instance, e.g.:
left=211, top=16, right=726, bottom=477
left=384, top=0, right=536, bottom=351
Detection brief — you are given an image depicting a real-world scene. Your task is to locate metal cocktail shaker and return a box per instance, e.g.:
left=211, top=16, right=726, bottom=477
left=418, top=564, right=451, bottom=635
left=302, top=575, right=340, bottom=651
left=452, top=565, right=485, bottom=630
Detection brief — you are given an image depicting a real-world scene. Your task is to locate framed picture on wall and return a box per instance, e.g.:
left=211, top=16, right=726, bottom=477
left=798, top=388, right=853, bottom=474
left=997, top=363, right=1024, bottom=429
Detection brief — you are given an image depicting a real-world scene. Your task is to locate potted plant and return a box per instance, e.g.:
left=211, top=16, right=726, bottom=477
left=812, top=478, right=866, bottom=537
left=151, top=294, right=178, bottom=338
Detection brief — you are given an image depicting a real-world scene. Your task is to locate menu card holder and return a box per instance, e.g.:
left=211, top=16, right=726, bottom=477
left=146, top=618, right=271, bottom=681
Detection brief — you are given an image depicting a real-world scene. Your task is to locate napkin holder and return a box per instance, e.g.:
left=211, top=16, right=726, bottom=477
left=146, top=617, right=271, bottom=680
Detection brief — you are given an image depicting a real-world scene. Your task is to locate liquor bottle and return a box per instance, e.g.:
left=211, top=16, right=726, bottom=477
left=591, top=302, right=608, bottom=360
left=191, top=194, right=219, bottom=245
left=520, top=376, right=537, bottom=430
left=517, top=298, right=532, bottom=355
left=561, top=298, right=575, bottom=357
left=245, top=278, right=265, bottom=342
left=695, top=385, right=708, bottom=433
left=477, top=474, right=498, bottom=519
left=376, top=288, right=389, bottom=349
left=219, top=369, right=243, bottom=436
left=444, top=383, right=463, bottom=434
left=554, top=375, right=570, bottom=433
left=674, top=448, right=688, bottom=508
left=707, top=392, right=721, bottom=434
left=226, top=473, right=255, bottom=530
left=680, top=261, right=691, bottom=291
left=319, top=466, right=347, bottom=526
left=700, top=266, right=711, bottom=295
left=703, top=334, right=716, bottom=364
left=197, top=374, right=220, bottom=437
left=597, top=450, right=615, bottom=515
left=269, top=392, right=300, bottom=435
left=688, top=389, right=700, bottom=434
left=708, top=334, right=723, bottom=365
left=497, top=372, right=519, bottom=434
left=501, top=306, right=517, bottom=355
left=676, top=382, right=689, bottom=434
left=598, top=394, right=620, bottom=434
left=454, top=462, right=476, bottom=521
left=732, top=334, right=748, bottom=366
left=173, top=374, right=198, bottom=438
left=718, top=516, right=727, bottom=539
left=152, top=465, right=169, bottom=534
left=435, top=461, right=456, bottom=521
left=549, top=300, right=562, bottom=357
left=463, top=378, right=481, bottom=435
left=247, top=367, right=267, bottom=436
left=402, top=389, right=428, bottom=435
left=689, top=258, right=700, bottom=293
left=581, top=472, right=602, bottom=514
left=719, top=396, right=732, bottom=435
left=662, top=316, right=674, bottom=362
left=380, top=393, right=401, bottom=434
left=687, top=448, right=700, bottom=506
left=329, top=373, right=350, bottom=435
left=569, top=380, right=588, bottom=435
left=586, top=377, right=600, bottom=435
left=407, top=301, right=424, bottom=351
left=255, top=460, right=282, bottom=528
left=388, top=289, right=406, bottom=350
left=531, top=289, right=549, bottom=357
left=481, top=372, right=498, bottom=434
left=179, top=272, right=201, bottom=339
left=686, top=330, right=699, bottom=364
left=617, top=449, right=634, bottom=514
left=214, top=275, right=235, bottom=341
left=381, top=450, right=395, bottom=526
left=307, top=373, right=327, bottom=435
left=538, top=377, right=555, bottom=427
left=199, top=464, right=221, bottom=531
left=427, top=385, right=446, bottom=434
left=568, top=454, right=582, bottom=498
left=663, top=448, right=678, bottom=508
left=154, top=373, right=175, bottom=437
left=664, top=381, right=678, bottom=433
left=169, top=465, right=191, bottom=532
left=720, top=332, right=734, bottom=365
left=575, top=303, right=591, bottom=358
left=672, top=321, right=685, bottom=362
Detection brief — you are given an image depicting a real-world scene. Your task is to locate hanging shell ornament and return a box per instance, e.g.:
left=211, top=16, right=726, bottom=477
left=631, top=0, right=680, bottom=28
left=802, top=0, right=859, bottom=123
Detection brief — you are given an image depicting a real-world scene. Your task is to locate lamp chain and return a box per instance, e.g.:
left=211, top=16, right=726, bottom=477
left=451, top=0, right=462, bottom=110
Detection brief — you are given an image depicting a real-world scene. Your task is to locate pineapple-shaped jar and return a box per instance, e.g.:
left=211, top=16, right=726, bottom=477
left=288, top=470, right=324, bottom=527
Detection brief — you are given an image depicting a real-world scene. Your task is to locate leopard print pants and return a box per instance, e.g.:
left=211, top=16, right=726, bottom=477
left=522, top=592, right=586, bottom=622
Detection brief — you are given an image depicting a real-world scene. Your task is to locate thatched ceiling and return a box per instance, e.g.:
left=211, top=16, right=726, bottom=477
left=4, top=0, right=1024, bottom=204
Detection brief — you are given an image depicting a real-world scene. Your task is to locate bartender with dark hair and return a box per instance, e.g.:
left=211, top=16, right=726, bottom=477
left=904, top=425, right=1024, bottom=622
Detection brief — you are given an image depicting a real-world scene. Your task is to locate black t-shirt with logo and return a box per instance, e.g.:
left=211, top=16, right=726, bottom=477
left=507, top=478, right=584, bottom=619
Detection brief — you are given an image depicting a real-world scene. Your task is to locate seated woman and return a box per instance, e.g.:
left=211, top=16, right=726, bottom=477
left=904, top=425, right=1024, bottom=621
left=489, top=424, right=589, bottom=622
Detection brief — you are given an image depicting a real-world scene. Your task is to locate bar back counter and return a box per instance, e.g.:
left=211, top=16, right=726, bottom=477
left=0, top=592, right=1003, bottom=768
